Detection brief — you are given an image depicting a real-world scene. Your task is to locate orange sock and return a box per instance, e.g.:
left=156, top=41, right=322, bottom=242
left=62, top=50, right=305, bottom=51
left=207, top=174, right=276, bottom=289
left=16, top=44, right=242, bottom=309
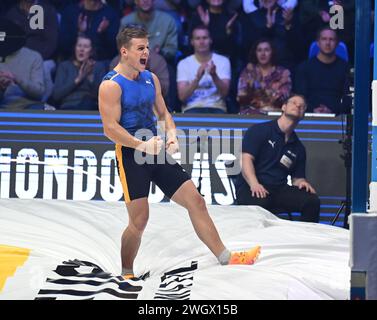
left=122, top=268, right=134, bottom=279
left=228, top=245, right=261, bottom=265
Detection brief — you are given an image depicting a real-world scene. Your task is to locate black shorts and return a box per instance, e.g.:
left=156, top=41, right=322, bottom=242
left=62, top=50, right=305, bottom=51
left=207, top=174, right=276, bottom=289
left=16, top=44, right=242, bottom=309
left=115, top=144, right=191, bottom=203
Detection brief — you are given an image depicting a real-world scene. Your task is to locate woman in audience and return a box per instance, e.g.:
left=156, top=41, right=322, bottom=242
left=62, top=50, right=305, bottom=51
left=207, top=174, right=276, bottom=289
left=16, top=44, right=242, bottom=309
left=52, top=35, right=106, bottom=110
left=237, top=39, right=292, bottom=114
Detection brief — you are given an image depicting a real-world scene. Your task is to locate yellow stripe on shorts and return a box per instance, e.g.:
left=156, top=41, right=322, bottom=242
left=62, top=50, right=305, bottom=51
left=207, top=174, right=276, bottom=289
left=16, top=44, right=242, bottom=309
left=115, top=144, right=131, bottom=203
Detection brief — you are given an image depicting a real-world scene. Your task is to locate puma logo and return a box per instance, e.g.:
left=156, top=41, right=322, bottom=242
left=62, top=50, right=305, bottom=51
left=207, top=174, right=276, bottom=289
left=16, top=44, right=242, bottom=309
left=268, top=140, right=276, bottom=148
left=146, top=80, right=152, bottom=85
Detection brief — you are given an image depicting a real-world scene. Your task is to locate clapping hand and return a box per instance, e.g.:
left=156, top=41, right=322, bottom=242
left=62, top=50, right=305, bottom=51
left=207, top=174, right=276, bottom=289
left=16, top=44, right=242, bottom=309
left=207, top=60, right=217, bottom=77
left=197, top=5, right=210, bottom=26
left=282, top=8, right=293, bottom=26
left=226, top=12, right=238, bottom=34
left=75, top=59, right=95, bottom=84
left=97, top=16, right=109, bottom=33
left=195, top=63, right=206, bottom=82
left=319, top=10, right=331, bottom=23
left=266, top=7, right=278, bottom=28
left=78, top=13, right=88, bottom=33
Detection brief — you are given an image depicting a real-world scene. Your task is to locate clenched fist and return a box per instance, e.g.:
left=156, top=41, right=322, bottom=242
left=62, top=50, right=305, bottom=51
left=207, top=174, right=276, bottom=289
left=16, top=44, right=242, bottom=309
left=165, top=136, right=179, bottom=155
left=142, top=136, right=163, bottom=155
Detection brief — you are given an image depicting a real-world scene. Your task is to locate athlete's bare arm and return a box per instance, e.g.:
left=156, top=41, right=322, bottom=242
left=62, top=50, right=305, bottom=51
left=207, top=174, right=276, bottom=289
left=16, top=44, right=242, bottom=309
left=99, top=80, right=162, bottom=154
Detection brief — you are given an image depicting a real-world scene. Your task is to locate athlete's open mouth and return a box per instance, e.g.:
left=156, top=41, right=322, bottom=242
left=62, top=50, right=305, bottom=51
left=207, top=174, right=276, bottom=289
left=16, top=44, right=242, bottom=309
left=140, top=58, right=147, bottom=65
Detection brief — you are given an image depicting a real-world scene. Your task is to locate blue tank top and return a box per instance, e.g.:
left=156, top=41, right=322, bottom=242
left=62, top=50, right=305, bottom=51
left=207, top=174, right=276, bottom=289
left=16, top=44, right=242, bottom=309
left=102, top=70, right=157, bottom=137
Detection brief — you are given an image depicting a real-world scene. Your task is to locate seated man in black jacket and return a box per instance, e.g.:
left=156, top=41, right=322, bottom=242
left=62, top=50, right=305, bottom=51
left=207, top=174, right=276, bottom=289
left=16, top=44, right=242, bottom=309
left=235, top=94, right=320, bottom=223
left=294, top=26, right=351, bottom=114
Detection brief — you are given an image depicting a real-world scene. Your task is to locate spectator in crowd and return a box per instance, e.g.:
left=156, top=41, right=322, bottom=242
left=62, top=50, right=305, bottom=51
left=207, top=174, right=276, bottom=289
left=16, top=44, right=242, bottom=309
left=148, top=0, right=183, bottom=48
left=294, top=27, right=351, bottom=114
left=6, top=0, right=59, bottom=61
left=188, top=0, right=240, bottom=60
left=124, top=0, right=183, bottom=15
left=6, top=0, right=59, bottom=102
left=149, top=0, right=182, bottom=13
left=52, top=35, right=107, bottom=110
left=120, top=0, right=178, bottom=64
left=240, top=0, right=305, bottom=69
left=124, top=0, right=184, bottom=45
left=177, top=25, right=231, bottom=114
left=298, top=0, right=355, bottom=62
left=109, top=50, right=170, bottom=101
left=236, top=94, right=320, bottom=223
left=0, top=19, right=45, bottom=109
left=237, top=38, right=292, bottom=114
left=243, top=0, right=297, bottom=14
left=188, top=0, right=243, bottom=115
left=59, top=0, right=120, bottom=61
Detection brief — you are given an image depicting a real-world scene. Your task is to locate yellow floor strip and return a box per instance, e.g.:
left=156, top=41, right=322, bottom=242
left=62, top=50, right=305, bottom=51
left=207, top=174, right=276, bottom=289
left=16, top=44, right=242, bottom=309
left=0, top=244, right=30, bottom=292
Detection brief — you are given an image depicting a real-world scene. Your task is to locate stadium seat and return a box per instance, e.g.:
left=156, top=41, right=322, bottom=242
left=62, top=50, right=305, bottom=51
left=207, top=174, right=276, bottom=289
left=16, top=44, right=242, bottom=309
left=308, top=41, right=349, bottom=61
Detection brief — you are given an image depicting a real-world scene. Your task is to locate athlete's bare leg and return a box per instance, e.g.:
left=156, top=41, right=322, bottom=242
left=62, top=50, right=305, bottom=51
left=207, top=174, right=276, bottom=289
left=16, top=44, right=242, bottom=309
left=171, top=180, right=226, bottom=258
left=121, top=197, right=149, bottom=272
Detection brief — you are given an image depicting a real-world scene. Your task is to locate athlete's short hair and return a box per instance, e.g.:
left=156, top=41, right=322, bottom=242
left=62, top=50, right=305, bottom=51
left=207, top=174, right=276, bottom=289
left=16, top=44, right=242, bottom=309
left=116, top=24, right=149, bottom=50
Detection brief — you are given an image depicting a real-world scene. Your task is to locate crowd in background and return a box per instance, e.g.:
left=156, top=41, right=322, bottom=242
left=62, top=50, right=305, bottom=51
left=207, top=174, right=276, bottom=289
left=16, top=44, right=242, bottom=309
left=0, top=0, right=367, bottom=115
